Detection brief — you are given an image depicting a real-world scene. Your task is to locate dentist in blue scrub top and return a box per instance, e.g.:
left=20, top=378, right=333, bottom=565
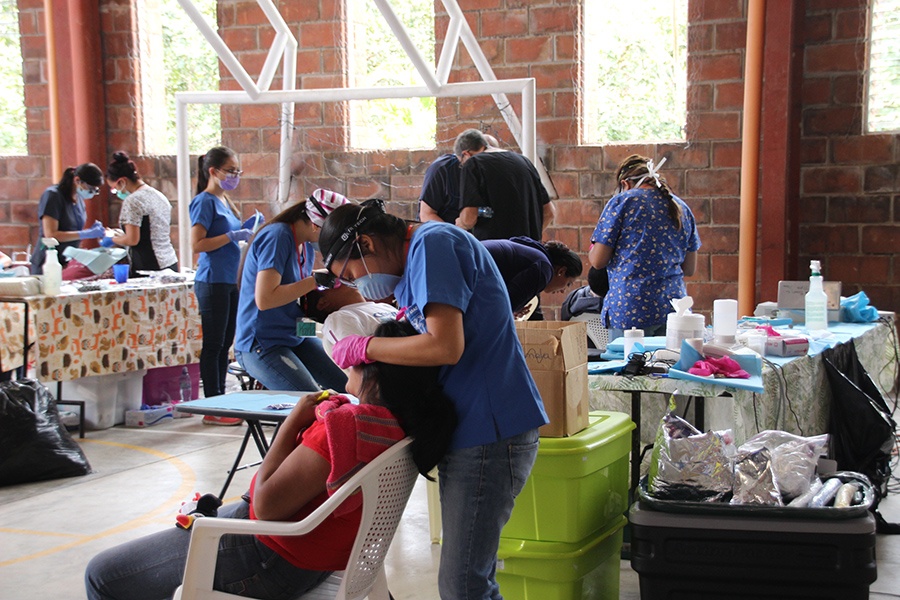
left=319, top=199, right=547, bottom=600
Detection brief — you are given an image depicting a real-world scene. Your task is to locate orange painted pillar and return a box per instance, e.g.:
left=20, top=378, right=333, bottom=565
left=43, top=0, right=109, bottom=226
left=738, top=0, right=766, bottom=317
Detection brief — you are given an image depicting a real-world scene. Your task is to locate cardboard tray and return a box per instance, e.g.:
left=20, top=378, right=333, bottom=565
left=638, top=472, right=874, bottom=519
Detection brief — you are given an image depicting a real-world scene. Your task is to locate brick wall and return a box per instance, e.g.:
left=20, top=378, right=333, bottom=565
left=799, top=0, right=900, bottom=312
left=2, top=0, right=898, bottom=318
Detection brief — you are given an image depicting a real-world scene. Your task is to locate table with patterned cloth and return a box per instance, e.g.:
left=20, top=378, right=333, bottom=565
left=589, top=319, right=898, bottom=482
left=0, top=280, right=202, bottom=381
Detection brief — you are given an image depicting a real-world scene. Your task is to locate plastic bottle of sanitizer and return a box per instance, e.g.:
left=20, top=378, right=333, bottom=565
left=805, top=260, right=828, bottom=332
left=42, top=237, right=62, bottom=296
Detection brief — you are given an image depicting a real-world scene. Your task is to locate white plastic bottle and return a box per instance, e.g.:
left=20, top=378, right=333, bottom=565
left=42, top=237, right=62, bottom=296
left=179, top=366, right=192, bottom=403
left=805, top=260, right=828, bottom=332
left=623, top=327, right=644, bottom=357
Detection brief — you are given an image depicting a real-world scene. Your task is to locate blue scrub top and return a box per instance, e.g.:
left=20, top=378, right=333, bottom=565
left=234, top=223, right=307, bottom=352
left=189, top=191, right=242, bottom=284
left=591, top=188, right=701, bottom=329
left=393, top=221, right=548, bottom=450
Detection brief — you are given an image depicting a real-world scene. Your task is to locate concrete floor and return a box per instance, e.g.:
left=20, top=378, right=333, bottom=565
left=1, top=414, right=899, bottom=599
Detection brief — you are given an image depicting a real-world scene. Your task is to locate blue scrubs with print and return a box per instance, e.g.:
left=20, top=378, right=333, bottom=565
left=190, top=191, right=242, bottom=397
left=234, top=223, right=346, bottom=393
left=393, top=221, right=547, bottom=598
left=591, top=187, right=701, bottom=330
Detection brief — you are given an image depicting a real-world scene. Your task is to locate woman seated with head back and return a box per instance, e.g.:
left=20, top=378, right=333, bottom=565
left=85, top=318, right=457, bottom=600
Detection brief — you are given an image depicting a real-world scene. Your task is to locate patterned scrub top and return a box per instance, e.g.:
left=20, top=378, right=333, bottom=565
left=591, top=188, right=701, bottom=329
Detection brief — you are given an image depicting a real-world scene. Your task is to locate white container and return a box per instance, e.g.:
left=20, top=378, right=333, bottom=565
left=739, top=330, right=767, bottom=356
left=713, top=299, right=738, bottom=345
left=623, top=327, right=644, bottom=357
left=805, top=260, right=828, bottom=332
left=42, top=238, right=61, bottom=296
left=665, top=313, right=705, bottom=351
left=66, top=371, right=146, bottom=429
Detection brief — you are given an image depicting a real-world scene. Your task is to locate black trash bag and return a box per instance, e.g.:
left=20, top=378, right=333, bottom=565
left=823, top=341, right=896, bottom=514
left=0, top=379, right=92, bottom=486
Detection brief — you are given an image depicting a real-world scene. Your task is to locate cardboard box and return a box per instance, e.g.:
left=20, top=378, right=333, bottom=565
left=125, top=404, right=174, bottom=427
left=765, top=334, right=810, bottom=357
left=515, top=321, right=589, bottom=437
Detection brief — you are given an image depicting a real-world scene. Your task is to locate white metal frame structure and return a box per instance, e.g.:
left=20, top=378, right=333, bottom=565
left=175, top=0, right=545, bottom=268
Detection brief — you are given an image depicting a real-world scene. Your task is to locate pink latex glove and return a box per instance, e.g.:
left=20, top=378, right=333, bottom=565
left=331, top=335, right=375, bottom=369
left=689, top=355, right=750, bottom=379
left=755, top=324, right=780, bottom=337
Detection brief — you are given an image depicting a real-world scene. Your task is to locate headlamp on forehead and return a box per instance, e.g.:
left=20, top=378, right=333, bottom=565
left=322, top=199, right=387, bottom=270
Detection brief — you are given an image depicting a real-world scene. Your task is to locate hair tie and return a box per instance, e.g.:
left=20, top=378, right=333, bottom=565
left=632, top=156, right=667, bottom=189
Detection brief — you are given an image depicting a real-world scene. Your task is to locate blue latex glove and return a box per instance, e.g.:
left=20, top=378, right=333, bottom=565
left=99, top=236, right=115, bottom=248
left=840, top=291, right=879, bottom=323
left=226, top=228, right=253, bottom=243
left=78, top=221, right=105, bottom=240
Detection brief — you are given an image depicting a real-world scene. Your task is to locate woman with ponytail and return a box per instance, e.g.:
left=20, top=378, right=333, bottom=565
left=233, top=192, right=349, bottom=393
left=318, top=199, right=546, bottom=599
left=589, top=154, right=701, bottom=339
left=30, top=163, right=106, bottom=274
left=190, top=146, right=252, bottom=407
left=103, top=151, right=178, bottom=274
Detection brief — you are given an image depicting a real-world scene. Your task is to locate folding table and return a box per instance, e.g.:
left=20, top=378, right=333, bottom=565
left=175, top=391, right=311, bottom=499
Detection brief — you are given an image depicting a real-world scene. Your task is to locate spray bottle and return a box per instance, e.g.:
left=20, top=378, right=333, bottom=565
left=41, top=237, right=62, bottom=296
left=805, top=260, right=828, bottom=332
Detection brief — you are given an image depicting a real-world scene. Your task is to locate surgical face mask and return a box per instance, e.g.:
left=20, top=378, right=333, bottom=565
left=309, top=241, right=320, bottom=251
left=355, top=253, right=400, bottom=301
left=115, top=187, right=129, bottom=200
left=76, top=186, right=97, bottom=200
left=220, top=174, right=240, bottom=191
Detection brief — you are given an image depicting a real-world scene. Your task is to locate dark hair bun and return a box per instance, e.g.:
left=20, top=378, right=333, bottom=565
left=113, top=151, right=130, bottom=163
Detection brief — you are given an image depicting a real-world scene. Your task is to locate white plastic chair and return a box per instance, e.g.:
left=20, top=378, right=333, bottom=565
left=173, top=437, right=417, bottom=600
left=570, top=313, right=609, bottom=351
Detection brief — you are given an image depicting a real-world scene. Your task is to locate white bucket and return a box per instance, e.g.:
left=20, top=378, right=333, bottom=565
left=666, top=313, right=705, bottom=351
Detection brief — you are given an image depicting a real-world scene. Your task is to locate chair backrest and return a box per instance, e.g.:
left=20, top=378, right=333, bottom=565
left=570, top=313, right=608, bottom=351
left=337, top=438, right=419, bottom=600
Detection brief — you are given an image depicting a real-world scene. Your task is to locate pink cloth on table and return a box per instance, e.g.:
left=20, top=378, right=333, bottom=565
left=314, top=394, right=405, bottom=516
left=755, top=325, right=780, bottom=337
left=688, top=355, right=750, bottom=379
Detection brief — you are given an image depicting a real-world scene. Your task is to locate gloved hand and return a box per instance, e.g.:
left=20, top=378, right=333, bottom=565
left=226, top=228, right=253, bottom=243
left=78, top=220, right=105, bottom=240
left=331, top=335, right=375, bottom=369
left=99, top=236, right=115, bottom=248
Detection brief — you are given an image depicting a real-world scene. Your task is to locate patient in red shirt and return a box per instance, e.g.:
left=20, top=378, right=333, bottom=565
left=85, top=320, right=457, bottom=600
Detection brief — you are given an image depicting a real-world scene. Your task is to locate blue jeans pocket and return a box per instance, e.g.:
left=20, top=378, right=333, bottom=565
left=508, top=437, right=539, bottom=498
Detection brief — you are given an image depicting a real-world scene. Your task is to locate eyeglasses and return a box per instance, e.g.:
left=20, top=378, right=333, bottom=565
left=217, top=167, right=243, bottom=177
left=322, top=199, right=385, bottom=271
left=81, top=183, right=101, bottom=195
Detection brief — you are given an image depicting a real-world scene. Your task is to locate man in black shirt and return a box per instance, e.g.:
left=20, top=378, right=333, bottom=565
left=418, top=153, right=461, bottom=224
left=454, top=129, right=555, bottom=241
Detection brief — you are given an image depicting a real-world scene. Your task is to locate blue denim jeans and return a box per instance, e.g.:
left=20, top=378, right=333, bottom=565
left=236, top=338, right=346, bottom=393
left=84, top=500, right=332, bottom=600
left=437, top=428, right=540, bottom=600
left=194, top=281, right=238, bottom=397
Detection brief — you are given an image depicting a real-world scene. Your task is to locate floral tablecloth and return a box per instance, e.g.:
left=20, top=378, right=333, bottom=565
left=0, top=281, right=202, bottom=381
left=589, top=320, right=898, bottom=454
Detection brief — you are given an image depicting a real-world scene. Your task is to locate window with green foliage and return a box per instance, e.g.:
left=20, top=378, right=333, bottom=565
left=347, top=0, right=436, bottom=150
left=139, top=0, right=220, bottom=155
left=582, top=0, right=687, bottom=144
left=0, top=0, right=26, bottom=156
left=867, top=0, right=900, bottom=133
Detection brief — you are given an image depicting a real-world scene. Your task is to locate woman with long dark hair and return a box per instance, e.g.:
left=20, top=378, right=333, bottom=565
left=30, top=163, right=105, bottom=274
left=234, top=196, right=348, bottom=393
left=103, top=151, right=178, bottom=273
left=190, top=146, right=252, bottom=407
left=85, top=319, right=456, bottom=600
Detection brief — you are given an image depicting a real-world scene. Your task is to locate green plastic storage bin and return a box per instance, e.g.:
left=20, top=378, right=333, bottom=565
left=503, top=411, right=634, bottom=543
left=497, top=515, right=626, bottom=600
